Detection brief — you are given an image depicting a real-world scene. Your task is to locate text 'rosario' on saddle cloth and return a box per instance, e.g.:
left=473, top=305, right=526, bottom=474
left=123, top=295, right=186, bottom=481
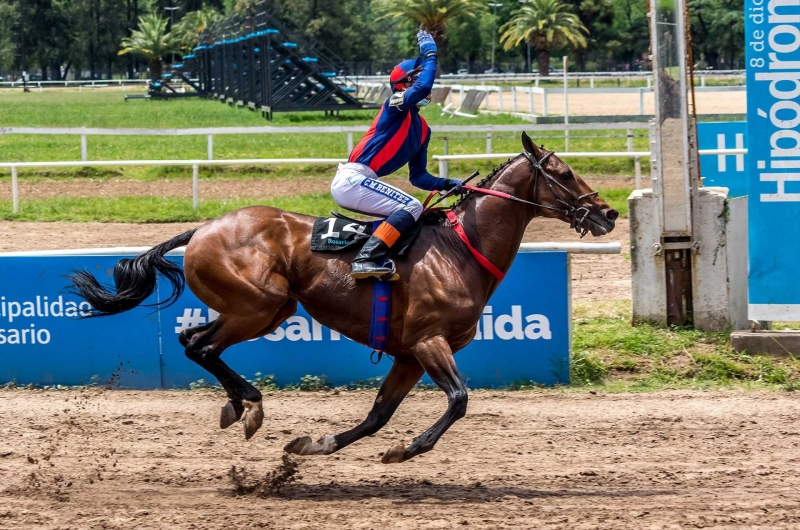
left=311, top=217, right=372, bottom=251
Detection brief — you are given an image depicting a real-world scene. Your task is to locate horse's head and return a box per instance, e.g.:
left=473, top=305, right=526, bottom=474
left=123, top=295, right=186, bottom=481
left=517, top=132, right=618, bottom=237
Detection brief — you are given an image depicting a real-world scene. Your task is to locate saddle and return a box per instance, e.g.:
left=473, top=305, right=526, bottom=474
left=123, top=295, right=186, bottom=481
left=310, top=212, right=423, bottom=257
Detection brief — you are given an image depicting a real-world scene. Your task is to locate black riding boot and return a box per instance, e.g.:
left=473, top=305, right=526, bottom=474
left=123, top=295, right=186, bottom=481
left=351, top=234, right=399, bottom=281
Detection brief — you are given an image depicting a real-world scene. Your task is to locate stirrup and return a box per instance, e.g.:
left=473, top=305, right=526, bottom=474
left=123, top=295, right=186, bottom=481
left=351, top=259, right=399, bottom=281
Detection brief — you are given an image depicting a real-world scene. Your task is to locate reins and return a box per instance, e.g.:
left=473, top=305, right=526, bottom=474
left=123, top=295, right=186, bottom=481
left=423, top=147, right=599, bottom=280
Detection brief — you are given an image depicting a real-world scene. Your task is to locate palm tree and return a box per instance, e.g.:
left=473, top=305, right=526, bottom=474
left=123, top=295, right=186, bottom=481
left=377, top=0, right=486, bottom=69
left=174, top=7, right=223, bottom=53
left=499, top=0, right=588, bottom=76
left=118, top=14, right=180, bottom=81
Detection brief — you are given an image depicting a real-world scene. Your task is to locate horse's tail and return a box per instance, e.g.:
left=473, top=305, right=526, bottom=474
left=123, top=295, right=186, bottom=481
left=66, top=229, right=198, bottom=318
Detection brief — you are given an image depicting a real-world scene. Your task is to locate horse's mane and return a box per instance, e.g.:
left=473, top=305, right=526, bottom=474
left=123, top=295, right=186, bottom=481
left=450, top=155, right=520, bottom=211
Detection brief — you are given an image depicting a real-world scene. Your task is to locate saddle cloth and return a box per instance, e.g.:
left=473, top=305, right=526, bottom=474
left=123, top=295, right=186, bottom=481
left=310, top=213, right=422, bottom=257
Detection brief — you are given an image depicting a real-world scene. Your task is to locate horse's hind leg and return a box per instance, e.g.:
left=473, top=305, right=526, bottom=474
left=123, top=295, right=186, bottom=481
left=382, top=336, right=467, bottom=464
left=184, top=300, right=296, bottom=439
left=285, top=359, right=424, bottom=456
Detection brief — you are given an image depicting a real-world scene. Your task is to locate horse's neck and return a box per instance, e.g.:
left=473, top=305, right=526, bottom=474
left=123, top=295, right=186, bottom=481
left=457, top=159, right=534, bottom=281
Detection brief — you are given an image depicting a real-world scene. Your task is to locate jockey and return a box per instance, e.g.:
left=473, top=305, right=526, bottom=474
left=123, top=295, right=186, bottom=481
left=331, top=30, right=463, bottom=281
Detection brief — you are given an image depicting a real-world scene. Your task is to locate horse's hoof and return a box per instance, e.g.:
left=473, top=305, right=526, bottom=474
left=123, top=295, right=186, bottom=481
left=284, top=436, right=313, bottom=455
left=381, top=443, right=406, bottom=464
left=242, top=400, right=264, bottom=440
left=284, top=435, right=337, bottom=455
left=220, top=400, right=242, bottom=429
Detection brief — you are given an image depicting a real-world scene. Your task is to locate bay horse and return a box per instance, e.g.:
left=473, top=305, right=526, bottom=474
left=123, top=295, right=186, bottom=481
left=68, top=132, right=617, bottom=464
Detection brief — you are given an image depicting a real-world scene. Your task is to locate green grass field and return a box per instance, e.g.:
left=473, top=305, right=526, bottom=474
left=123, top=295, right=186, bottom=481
left=0, top=90, right=648, bottom=178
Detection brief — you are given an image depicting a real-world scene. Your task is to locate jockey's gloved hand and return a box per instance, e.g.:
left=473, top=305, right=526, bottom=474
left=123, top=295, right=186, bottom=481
left=417, top=30, right=438, bottom=58
left=443, top=179, right=464, bottom=194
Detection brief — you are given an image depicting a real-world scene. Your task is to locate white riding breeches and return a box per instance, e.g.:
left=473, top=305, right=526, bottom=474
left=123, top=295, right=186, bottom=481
left=330, top=163, right=423, bottom=220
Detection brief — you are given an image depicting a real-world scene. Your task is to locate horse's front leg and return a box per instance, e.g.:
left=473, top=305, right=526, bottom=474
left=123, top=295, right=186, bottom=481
left=381, top=335, right=467, bottom=464
left=284, top=359, right=424, bottom=456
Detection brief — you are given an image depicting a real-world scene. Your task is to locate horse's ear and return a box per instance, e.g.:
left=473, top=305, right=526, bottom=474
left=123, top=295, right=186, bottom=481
left=521, top=132, right=540, bottom=156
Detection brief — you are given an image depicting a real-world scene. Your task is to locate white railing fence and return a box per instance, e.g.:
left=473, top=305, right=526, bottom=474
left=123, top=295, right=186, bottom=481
left=0, top=123, right=649, bottom=162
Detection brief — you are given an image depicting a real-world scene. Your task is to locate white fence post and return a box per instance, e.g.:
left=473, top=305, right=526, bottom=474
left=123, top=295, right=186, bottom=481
left=542, top=90, right=548, bottom=116
left=590, top=76, right=594, bottom=89
left=192, top=164, right=199, bottom=211
left=207, top=134, right=214, bottom=160
left=347, top=131, right=354, bottom=153
left=635, top=157, right=642, bottom=189
left=639, top=87, right=645, bottom=115
left=486, top=131, right=492, bottom=154
left=80, top=134, right=87, bottom=162
left=439, top=157, right=448, bottom=181
left=498, top=86, right=504, bottom=113
left=11, top=166, right=19, bottom=214
left=528, top=88, right=534, bottom=115
left=512, top=87, right=517, bottom=113
left=483, top=88, right=490, bottom=110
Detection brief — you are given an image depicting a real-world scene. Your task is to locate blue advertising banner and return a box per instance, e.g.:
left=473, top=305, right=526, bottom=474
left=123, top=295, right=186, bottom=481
left=0, top=257, right=162, bottom=388
left=745, top=1, right=800, bottom=320
left=697, top=122, right=748, bottom=197
left=0, top=251, right=570, bottom=388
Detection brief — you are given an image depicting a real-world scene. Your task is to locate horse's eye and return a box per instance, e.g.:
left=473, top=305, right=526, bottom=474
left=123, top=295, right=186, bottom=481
left=561, top=170, right=573, bottom=180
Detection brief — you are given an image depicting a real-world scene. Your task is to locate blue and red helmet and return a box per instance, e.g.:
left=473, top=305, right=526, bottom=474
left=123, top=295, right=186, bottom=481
left=389, top=57, right=423, bottom=91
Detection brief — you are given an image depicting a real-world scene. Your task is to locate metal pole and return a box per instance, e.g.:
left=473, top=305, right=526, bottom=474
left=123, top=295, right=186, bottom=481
left=207, top=134, right=213, bottom=160
left=81, top=134, right=87, bottom=162
left=488, top=3, right=503, bottom=72
left=347, top=131, right=354, bottom=153
left=11, top=166, right=18, bottom=214
left=563, top=56, right=569, bottom=152
left=192, top=164, right=199, bottom=211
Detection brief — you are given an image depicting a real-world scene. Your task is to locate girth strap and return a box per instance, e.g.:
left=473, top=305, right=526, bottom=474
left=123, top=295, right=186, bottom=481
left=445, top=210, right=505, bottom=281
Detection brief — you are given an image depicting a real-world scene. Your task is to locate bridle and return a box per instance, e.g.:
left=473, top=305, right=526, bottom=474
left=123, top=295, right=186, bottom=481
left=455, top=148, right=599, bottom=238
left=423, top=147, right=601, bottom=281
left=521, top=148, right=599, bottom=237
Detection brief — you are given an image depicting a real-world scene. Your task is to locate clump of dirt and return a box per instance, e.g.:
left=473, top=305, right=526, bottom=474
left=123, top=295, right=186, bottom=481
left=229, top=453, right=300, bottom=497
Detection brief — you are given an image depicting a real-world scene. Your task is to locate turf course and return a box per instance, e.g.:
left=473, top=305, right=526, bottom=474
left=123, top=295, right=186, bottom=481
left=0, top=89, right=640, bottom=221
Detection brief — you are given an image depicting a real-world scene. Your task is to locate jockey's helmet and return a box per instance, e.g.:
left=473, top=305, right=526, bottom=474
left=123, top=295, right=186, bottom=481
left=389, top=57, right=423, bottom=92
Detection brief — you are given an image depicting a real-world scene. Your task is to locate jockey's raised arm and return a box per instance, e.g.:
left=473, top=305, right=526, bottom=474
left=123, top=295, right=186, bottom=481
left=329, top=30, right=462, bottom=282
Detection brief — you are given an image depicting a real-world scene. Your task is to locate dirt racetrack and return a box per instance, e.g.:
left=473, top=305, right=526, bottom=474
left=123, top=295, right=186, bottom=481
left=1, top=389, right=799, bottom=529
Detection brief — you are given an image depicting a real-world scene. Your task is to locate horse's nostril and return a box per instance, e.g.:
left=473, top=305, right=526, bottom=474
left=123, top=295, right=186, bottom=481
left=605, top=209, right=619, bottom=222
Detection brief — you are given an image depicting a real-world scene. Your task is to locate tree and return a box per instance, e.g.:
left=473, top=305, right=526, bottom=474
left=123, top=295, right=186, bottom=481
left=118, top=14, right=180, bottom=81
left=376, top=0, right=486, bottom=71
left=499, top=0, right=587, bottom=76
left=0, top=1, right=20, bottom=71
left=173, top=6, right=223, bottom=52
